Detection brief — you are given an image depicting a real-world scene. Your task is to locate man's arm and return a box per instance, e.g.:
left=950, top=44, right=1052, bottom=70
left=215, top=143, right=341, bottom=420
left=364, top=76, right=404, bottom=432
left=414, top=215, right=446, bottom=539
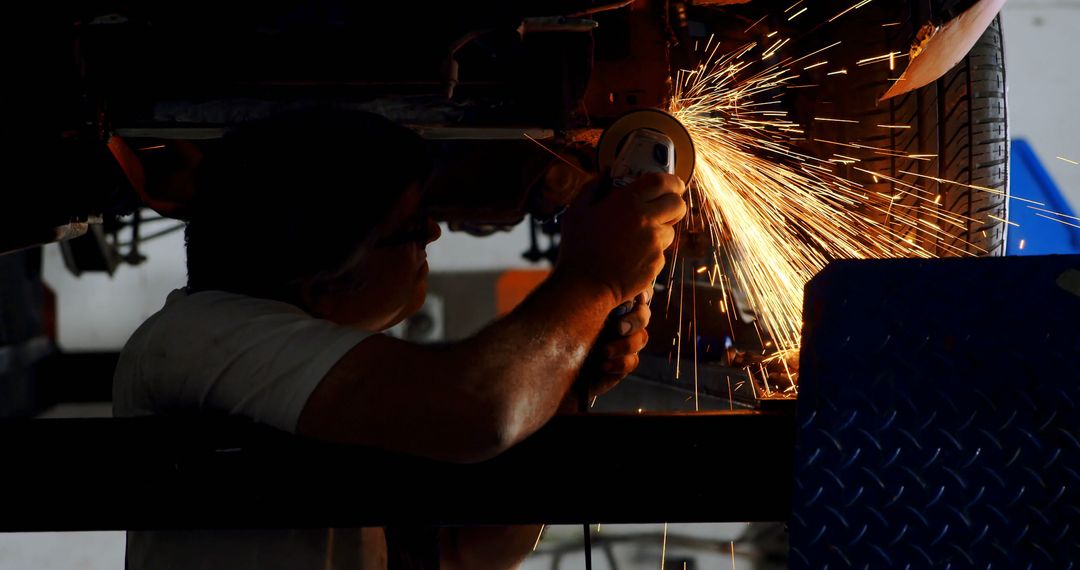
left=297, top=173, right=686, bottom=463
left=298, top=270, right=614, bottom=462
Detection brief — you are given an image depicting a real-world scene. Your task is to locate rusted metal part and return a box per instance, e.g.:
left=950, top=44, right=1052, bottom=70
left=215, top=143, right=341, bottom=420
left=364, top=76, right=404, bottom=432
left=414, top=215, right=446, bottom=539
left=880, top=0, right=1007, bottom=101
left=582, top=1, right=672, bottom=123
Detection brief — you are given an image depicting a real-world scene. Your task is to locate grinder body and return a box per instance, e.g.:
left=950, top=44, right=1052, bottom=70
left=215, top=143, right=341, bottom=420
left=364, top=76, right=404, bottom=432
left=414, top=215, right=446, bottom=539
left=597, top=108, right=696, bottom=187
left=603, top=128, right=678, bottom=323
left=609, top=128, right=677, bottom=186
left=593, top=108, right=695, bottom=318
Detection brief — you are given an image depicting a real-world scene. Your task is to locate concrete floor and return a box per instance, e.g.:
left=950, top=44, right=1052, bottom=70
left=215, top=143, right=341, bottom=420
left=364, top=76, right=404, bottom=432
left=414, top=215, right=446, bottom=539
left=521, top=523, right=757, bottom=570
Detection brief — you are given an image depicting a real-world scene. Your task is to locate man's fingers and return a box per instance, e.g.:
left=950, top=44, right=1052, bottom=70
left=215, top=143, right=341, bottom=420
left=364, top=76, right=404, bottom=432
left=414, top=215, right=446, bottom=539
left=640, top=192, right=687, bottom=226
left=591, top=374, right=624, bottom=398
left=657, top=224, right=676, bottom=250
left=600, top=353, right=641, bottom=377
left=617, top=302, right=652, bottom=336
left=629, top=172, right=686, bottom=202
left=604, top=329, right=649, bottom=359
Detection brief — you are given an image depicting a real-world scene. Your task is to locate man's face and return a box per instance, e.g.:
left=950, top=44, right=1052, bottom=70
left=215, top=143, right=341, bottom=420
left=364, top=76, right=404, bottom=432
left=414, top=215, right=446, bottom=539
left=310, top=185, right=441, bottom=330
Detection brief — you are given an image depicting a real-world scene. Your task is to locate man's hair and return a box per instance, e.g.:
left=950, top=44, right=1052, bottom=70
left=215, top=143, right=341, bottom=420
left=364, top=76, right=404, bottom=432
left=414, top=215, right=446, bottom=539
left=185, top=109, right=432, bottom=303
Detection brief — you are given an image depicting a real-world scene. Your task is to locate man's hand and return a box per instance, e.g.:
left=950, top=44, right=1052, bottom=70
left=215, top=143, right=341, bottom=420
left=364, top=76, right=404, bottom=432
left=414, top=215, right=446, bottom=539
left=557, top=291, right=652, bottom=414
left=557, top=172, right=687, bottom=308
left=592, top=292, right=651, bottom=396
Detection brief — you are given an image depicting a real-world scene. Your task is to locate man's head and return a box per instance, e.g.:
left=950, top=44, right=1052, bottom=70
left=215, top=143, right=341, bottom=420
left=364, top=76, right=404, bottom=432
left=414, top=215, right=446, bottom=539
left=185, top=109, right=440, bottom=330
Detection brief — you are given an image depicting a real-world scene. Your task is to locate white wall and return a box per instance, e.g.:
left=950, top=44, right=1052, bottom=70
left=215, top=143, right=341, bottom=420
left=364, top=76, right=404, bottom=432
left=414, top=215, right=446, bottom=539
left=42, top=231, right=188, bottom=352
left=426, top=222, right=541, bottom=272
left=1002, top=0, right=1080, bottom=210
left=0, top=533, right=123, bottom=570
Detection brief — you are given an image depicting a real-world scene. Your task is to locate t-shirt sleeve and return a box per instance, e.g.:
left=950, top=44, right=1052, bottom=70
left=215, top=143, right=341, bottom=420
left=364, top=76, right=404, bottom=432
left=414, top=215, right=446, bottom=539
left=203, top=310, right=373, bottom=433
left=118, top=291, right=373, bottom=433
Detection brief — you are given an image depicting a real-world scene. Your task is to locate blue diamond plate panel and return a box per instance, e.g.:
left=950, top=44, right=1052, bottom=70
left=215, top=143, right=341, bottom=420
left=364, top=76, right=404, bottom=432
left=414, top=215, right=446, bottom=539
left=792, top=255, right=1080, bottom=569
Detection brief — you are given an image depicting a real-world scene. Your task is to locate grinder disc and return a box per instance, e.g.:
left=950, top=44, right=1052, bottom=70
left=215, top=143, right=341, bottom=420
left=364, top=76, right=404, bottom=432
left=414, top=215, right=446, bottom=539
left=597, top=109, right=696, bottom=184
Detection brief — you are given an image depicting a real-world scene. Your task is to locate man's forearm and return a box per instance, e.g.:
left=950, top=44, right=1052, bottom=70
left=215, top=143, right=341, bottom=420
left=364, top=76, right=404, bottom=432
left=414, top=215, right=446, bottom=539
left=454, top=270, right=616, bottom=446
left=297, top=271, right=618, bottom=462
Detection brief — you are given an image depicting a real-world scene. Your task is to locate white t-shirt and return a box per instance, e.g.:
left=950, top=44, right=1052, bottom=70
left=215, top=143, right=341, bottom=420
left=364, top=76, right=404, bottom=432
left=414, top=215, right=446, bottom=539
left=114, top=288, right=371, bottom=431
left=114, top=288, right=380, bottom=570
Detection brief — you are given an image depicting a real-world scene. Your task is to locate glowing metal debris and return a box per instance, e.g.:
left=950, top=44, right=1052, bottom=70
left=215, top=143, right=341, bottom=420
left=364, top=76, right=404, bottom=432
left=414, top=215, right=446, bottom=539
left=668, top=39, right=1000, bottom=389
left=657, top=12, right=1073, bottom=404
left=829, top=0, right=874, bottom=23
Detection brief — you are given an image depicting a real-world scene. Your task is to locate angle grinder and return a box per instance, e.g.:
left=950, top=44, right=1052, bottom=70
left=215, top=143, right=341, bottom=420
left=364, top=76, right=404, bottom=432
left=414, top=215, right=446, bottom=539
left=584, top=108, right=697, bottom=387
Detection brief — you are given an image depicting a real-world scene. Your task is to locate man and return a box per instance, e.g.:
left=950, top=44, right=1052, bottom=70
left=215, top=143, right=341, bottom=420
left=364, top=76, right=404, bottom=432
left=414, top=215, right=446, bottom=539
left=114, top=110, right=687, bottom=569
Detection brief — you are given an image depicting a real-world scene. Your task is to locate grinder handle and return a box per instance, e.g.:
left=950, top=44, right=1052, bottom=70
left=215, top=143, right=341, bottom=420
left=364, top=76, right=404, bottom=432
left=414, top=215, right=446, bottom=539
left=577, top=129, right=675, bottom=409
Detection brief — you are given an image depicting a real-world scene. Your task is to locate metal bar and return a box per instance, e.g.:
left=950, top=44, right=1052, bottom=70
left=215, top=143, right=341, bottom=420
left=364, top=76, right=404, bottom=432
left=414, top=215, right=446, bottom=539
left=0, top=412, right=794, bottom=532
left=114, top=126, right=556, bottom=141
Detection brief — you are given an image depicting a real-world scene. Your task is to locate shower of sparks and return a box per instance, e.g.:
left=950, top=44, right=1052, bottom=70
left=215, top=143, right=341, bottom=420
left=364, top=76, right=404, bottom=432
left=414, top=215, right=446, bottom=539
left=523, top=133, right=588, bottom=175
left=743, top=15, right=768, bottom=33
left=660, top=522, right=669, bottom=570
left=556, top=4, right=1080, bottom=408
left=1028, top=205, right=1080, bottom=221
left=1035, top=214, right=1080, bottom=229
left=668, top=40, right=1004, bottom=393
left=829, top=0, right=874, bottom=23
left=856, top=51, right=907, bottom=66
left=988, top=213, right=1019, bottom=227
left=533, top=525, right=546, bottom=551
